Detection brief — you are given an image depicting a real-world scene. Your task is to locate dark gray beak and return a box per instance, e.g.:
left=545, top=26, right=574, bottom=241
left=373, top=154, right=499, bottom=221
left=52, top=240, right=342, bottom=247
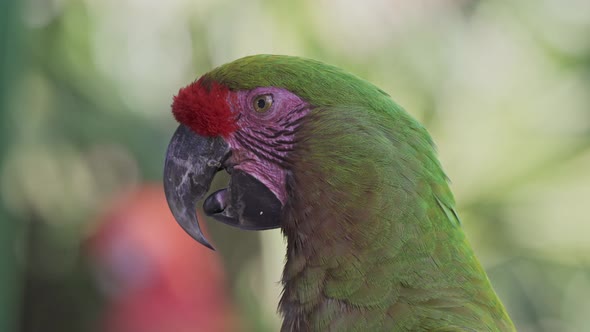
left=163, top=125, right=281, bottom=250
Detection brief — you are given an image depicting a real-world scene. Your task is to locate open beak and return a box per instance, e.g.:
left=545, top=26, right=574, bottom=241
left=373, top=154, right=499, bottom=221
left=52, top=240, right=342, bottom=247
left=163, top=125, right=281, bottom=250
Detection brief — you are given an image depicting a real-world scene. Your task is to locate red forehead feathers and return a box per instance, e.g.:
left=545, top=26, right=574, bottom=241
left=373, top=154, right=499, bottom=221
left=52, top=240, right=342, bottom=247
left=172, top=79, right=236, bottom=137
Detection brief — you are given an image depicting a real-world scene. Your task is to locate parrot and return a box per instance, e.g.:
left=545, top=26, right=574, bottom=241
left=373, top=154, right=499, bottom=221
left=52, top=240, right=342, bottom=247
left=163, top=55, right=515, bottom=331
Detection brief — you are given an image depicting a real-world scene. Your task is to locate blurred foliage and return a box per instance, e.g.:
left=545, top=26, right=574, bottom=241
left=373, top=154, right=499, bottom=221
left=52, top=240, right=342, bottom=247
left=0, top=0, right=589, bottom=331
left=1, top=1, right=24, bottom=332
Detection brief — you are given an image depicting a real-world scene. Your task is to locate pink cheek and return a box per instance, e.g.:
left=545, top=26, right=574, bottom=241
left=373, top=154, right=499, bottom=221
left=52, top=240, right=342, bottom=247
left=224, top=135, right=248, bottom=162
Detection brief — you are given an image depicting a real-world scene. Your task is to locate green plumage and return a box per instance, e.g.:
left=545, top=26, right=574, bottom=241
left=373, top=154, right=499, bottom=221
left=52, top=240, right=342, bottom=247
left=207, top=55, right=515, bottom=331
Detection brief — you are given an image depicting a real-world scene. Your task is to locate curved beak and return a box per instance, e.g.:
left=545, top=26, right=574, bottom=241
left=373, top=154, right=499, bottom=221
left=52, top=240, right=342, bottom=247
left=163, top=125, right=281, bottom=250
left=163, top=125, right=230, bottom=249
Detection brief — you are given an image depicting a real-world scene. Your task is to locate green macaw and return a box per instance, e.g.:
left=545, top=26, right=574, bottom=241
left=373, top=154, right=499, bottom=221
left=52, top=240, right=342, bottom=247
left=163, top=55, right=515, bottom=331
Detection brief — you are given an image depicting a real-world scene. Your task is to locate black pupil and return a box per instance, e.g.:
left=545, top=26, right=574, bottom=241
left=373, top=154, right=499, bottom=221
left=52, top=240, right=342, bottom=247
left=257, top=98, right=266, bottom=109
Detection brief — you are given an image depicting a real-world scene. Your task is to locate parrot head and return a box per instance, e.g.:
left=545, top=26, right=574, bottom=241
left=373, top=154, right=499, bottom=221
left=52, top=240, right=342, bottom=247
left=166, top=56, right=311, bottom=249
left=164, top=54, right=392, bottom=249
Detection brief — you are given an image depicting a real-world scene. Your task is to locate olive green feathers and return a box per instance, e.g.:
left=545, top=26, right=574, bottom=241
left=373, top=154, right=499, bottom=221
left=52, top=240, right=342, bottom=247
left=207, top=55, right=515, bottom=331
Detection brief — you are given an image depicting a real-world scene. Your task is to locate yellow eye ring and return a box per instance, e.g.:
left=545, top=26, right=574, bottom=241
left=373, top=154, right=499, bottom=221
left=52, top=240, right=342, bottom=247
left=253, top=94, right=273, bottom=113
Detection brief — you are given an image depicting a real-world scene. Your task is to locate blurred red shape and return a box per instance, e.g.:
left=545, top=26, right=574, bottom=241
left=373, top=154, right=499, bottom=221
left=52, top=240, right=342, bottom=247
left=86, top=184, right=240, bottom=332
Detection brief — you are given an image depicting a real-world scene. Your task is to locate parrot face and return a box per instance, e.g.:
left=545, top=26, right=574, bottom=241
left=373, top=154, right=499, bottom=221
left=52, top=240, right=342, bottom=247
left=164, top=79, right=309, bottom=249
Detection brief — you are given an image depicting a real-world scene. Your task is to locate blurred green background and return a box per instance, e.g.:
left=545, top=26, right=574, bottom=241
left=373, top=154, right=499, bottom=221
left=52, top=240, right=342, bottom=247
left=1, top=0, right=590, bottom=331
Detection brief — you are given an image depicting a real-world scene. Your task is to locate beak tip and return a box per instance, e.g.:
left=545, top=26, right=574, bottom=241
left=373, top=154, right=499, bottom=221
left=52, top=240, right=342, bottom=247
left=179, top=218, right=216, bottom=251
left=179, top=215, right=217, bottom=251
left=199, top=239, right=216, bottom=251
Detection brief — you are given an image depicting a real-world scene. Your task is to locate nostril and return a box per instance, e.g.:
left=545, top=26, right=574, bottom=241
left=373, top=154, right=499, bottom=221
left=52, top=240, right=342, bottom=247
left=203, top=188, right=228, bottom=215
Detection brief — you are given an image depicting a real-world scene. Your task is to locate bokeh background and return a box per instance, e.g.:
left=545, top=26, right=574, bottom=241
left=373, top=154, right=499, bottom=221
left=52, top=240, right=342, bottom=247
left=1, top=0, right=589, bottom=331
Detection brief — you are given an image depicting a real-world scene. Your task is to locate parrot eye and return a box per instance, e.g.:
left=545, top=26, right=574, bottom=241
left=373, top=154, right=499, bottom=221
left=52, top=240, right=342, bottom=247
left=253, top=94, right=273, bottom=113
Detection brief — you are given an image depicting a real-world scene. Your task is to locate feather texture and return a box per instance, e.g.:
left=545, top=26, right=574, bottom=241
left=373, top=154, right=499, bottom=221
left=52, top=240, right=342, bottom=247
left=204, top=55, right=515, bottom=331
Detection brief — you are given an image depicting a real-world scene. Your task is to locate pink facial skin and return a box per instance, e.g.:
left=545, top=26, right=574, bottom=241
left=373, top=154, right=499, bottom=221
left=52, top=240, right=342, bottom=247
left=225, top=87, right=310, bottom=205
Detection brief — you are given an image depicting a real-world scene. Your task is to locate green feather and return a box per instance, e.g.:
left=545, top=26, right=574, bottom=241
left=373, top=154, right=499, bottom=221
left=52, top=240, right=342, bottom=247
left=207, top=55, right=515, bottom=331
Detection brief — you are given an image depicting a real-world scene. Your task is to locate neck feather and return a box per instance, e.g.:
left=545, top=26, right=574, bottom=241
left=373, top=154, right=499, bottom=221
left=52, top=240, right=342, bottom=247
left=277, top=107, right=513, bottom=331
